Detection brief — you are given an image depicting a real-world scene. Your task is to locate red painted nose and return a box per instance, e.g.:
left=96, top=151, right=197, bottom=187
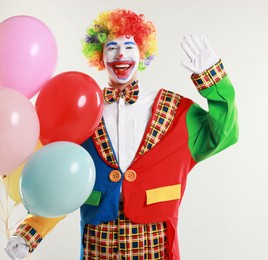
left=118, top=54, right=124, bottom=59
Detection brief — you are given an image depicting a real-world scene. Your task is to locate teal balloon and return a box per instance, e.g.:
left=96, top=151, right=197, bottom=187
left=20, top=141, right=96, bottom=217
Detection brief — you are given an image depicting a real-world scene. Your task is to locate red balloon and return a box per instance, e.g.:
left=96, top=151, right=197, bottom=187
left=36, top=71, right=103, bottom=145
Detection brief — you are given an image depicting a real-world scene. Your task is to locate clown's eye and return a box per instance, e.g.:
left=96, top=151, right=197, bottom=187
left=107, top=46, right=118, bottom=51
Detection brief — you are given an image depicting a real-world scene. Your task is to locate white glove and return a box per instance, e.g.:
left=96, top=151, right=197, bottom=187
left=181, top=34, right=219, bottom=74
left=4, top=236, right=29, bottom=260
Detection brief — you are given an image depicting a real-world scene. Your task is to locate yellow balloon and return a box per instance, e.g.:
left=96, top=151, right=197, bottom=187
left=2, top=165, right=23, bottom=204
left=1, top=140, right=43, bottom=204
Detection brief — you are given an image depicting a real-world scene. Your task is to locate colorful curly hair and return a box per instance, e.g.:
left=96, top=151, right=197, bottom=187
left=81, top=9, right=157, bottom=71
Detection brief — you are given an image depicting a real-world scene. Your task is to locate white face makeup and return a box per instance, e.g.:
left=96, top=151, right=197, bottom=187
left=103, top=35, right=140, bottom=85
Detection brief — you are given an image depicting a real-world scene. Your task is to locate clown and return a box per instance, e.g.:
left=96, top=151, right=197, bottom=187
left=5, top=9, right=238, bottom=260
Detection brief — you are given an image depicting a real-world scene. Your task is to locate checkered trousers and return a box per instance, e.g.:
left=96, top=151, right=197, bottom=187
left=83, top=205, right=168, bottom=259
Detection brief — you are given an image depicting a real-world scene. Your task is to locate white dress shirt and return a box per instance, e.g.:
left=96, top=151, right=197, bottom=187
left=102, top=85, right=158, bottom=173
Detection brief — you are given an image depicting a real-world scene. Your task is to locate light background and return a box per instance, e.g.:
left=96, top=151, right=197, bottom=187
left=0, top=0, right=268, bottom=259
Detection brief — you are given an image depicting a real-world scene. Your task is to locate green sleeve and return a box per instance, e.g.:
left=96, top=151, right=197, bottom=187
left=186, top=75, right=239, bottom=162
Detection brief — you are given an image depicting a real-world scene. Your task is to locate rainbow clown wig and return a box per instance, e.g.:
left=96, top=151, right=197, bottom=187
left=81, top=9, right=157, bottom=71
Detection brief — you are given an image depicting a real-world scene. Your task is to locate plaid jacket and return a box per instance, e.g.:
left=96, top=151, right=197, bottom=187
left=79, top=60, right=239, bottom=259
left=14, top=60, right=238, bottom=260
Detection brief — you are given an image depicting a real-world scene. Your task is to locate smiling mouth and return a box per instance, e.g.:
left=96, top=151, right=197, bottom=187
left=108, top=61, right=135, bottom=79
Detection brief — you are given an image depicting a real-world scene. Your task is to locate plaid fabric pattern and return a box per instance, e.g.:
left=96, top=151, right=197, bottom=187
left=103, top=81, right=139, bottom=104
left=191, top=60, right=226, bottom=90
left=13, top=223, right=43, bottom=253
left=139, top=89, right=181, bottom=156
left=83, top=205, right=168, bottom=259
left=92, top=119, right=118, bottom=168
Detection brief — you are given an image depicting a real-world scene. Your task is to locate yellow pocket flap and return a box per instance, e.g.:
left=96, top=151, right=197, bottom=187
left=146, top=184, right=181, bottom=205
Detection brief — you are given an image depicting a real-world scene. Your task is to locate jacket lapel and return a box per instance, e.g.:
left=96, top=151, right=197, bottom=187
left=91, top=119, right=119, bottom=169
left=136, top=89, right=182, bottom=158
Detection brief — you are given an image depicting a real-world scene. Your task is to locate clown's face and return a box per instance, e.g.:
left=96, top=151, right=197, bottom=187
left=103, top=35, right=140, bottom=87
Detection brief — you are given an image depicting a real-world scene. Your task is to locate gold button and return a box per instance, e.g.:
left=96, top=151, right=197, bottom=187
left=109, top=170, right=121, bottom=182
left=125, top=170, right=137, bottom=182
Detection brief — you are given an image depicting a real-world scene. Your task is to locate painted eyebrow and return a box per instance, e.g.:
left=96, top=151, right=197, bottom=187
left=106, top=42, right=117, bottom=47
left=124, top=41, right=136, bottom=45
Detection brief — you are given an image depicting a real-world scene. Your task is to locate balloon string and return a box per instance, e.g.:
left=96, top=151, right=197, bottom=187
left=4, top=191, right=26, bottom=240
left=7, top=204, right=16, bottom=218
left=0, top=193, right=6, bottom=223
left=1, top=186, right=30, bottom=260
left=0, top=201, right=5, bottom=223
left=1, top=184, right=31, bottom=260
left=9, top=212, right=28, bottom=231
left=5, top=188, right=11, bottom=240
left=0, top=187, right=11, bottom=240
left=0, top=178, right=6, bottom=219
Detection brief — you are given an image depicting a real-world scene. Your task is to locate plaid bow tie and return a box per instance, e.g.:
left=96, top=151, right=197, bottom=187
left=103, top=81, right=139, bottom=105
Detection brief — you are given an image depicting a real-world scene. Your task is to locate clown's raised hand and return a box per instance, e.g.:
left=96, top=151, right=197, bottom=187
left=181, top=34, right=219, bottom=74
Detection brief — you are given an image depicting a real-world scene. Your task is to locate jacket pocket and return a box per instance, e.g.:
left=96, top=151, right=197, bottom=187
left=146, top=184, right=181, bottom=205
left=84, top=191, right=102, bottom=206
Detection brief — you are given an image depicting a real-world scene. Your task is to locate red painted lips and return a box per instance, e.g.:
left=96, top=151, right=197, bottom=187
left=108, top=61, right=135, bottom=79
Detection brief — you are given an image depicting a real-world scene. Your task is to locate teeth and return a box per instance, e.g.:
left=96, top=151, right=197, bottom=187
left=114, top=64, right=130, bottom=69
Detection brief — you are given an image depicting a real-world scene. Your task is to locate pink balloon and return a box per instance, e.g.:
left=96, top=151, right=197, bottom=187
left=0, top=15, right=57, bottom=98
left=0, top=87, right=40, bottom=176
